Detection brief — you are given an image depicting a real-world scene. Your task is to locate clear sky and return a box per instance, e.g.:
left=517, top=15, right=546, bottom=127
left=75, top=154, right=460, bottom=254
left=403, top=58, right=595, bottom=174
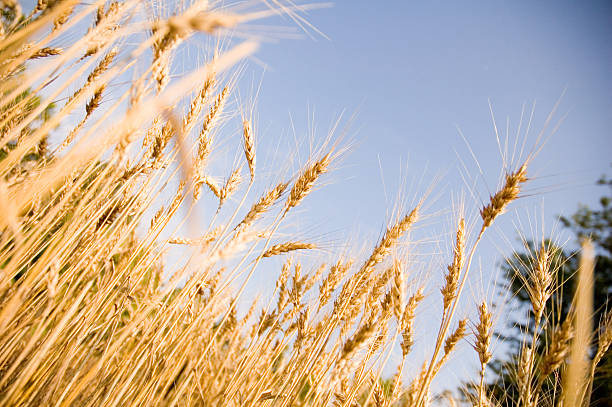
left=251, top=0, right=611, bottom=220
left=233, top=0, right=612, bottom=395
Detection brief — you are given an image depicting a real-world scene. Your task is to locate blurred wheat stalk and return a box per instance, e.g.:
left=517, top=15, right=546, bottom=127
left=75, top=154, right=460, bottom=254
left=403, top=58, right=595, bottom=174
left=0, top=0, right=609, bottom=406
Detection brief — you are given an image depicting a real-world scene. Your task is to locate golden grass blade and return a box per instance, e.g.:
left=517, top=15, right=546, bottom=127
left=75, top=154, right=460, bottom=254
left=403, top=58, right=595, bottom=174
left=563, top=240, right=594, bottom=407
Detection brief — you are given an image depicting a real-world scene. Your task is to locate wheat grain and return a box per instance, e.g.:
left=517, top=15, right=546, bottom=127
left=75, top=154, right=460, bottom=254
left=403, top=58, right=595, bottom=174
left=444, top=318, right=467, bottom=357
left=262, top=242, right=316, bottom=258
left=480, top=163, right=527, bottom=230
left=361, top=206, right=420, bottom=278
left=441, top=218, right=465, bottom=311
left=183, top=76, right=214, bottom=135
left=29, top=47, right=62, bottom=59
left=540, top=318, right=573, bottom=378
left=219, top=168, right=241, bottom=207
left=285, top=153, right=331, bottom=212
left=391, top=259, right=405, bottom=322
left=400, top=287, right=424, bottom=357
left=318, top=260, right=351, bottom=309
left=594, top=309, right=612, bottom=369
left=242, top=120, right=255, bottom=181
left=529, top=244, right=554, bottom=325
left=517, top=344, right=534, bottom=407
left=237, top=182, right=287, bottom=229
left=474, top=302, right=493, bottom=407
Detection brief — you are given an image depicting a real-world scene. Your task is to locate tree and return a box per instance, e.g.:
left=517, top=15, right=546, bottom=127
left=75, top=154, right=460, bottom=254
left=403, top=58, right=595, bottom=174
left=483, top=171, right=612, bottom=407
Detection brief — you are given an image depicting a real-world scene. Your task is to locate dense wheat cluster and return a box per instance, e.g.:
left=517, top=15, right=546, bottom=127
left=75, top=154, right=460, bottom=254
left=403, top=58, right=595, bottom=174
left=0, top=1, right=609, bottom=406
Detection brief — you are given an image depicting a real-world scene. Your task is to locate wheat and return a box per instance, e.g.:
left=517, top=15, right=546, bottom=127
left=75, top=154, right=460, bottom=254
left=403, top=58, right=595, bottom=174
left=53, top=1, right=75, bottom=31
left=474, top=301, right=493, bottom=407
left=444, top=318, right=467, bottom=357
left=162, top=9, right=239, bottom=36
left=526, top=244, right=554, bottom=325
left=0, top=2, right=598, bottom=407
left=400, top=287, right=425, bottom=357
left=340, top=322, right=375, bottom=362
left=517, top=344, right=534, bottom=407
left=593, top=309, right=612, bottom=369
left=474, top=302, right=493, bottom=367
left=29, top=47, right=62, bottom=59
left=68, top=49, right=117, bottom=105
left=540, top=318, right=573, bottom=378
left=242, top=120, right=255, bottom=181
left=219, top=168, right=242, bottom=207
left=318, top=260, right=351, bottom=309
left=262, top=242, right=316, bottom=258
left=285, top=153, right=331, bottom=212
left=236, top=182, right=287, bottom=229
left=480, top=163, right=528, bottom=230
left=441, top=218, right=465, bottom=312
left=433, top=318, right=468, bottom=376
left=563, top=240, right=594, bottom=407
left=362, top=206, right=420, bottom=276
left=183, top=76, right=214, bottom=135
left=391, top=259, right=405, bottom=321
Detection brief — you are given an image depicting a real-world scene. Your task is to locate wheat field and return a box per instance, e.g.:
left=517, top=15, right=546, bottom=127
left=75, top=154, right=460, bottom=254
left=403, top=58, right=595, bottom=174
left=0, top=1, right=609, bottom=406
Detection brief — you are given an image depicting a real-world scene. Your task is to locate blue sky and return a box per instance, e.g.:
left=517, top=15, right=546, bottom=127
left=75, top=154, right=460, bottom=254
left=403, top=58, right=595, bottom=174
left=251, top=0, right=611, bottom=214
left=233, top=0, right=612, bottom=393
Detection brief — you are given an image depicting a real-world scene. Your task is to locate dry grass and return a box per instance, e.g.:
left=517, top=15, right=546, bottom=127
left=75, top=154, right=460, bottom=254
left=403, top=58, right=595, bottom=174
left=0, top=1, right=608, bottom=406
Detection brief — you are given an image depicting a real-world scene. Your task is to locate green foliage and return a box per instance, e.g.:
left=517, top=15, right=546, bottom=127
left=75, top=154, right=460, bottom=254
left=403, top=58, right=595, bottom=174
left=483, top=170, right=612, bottom=407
